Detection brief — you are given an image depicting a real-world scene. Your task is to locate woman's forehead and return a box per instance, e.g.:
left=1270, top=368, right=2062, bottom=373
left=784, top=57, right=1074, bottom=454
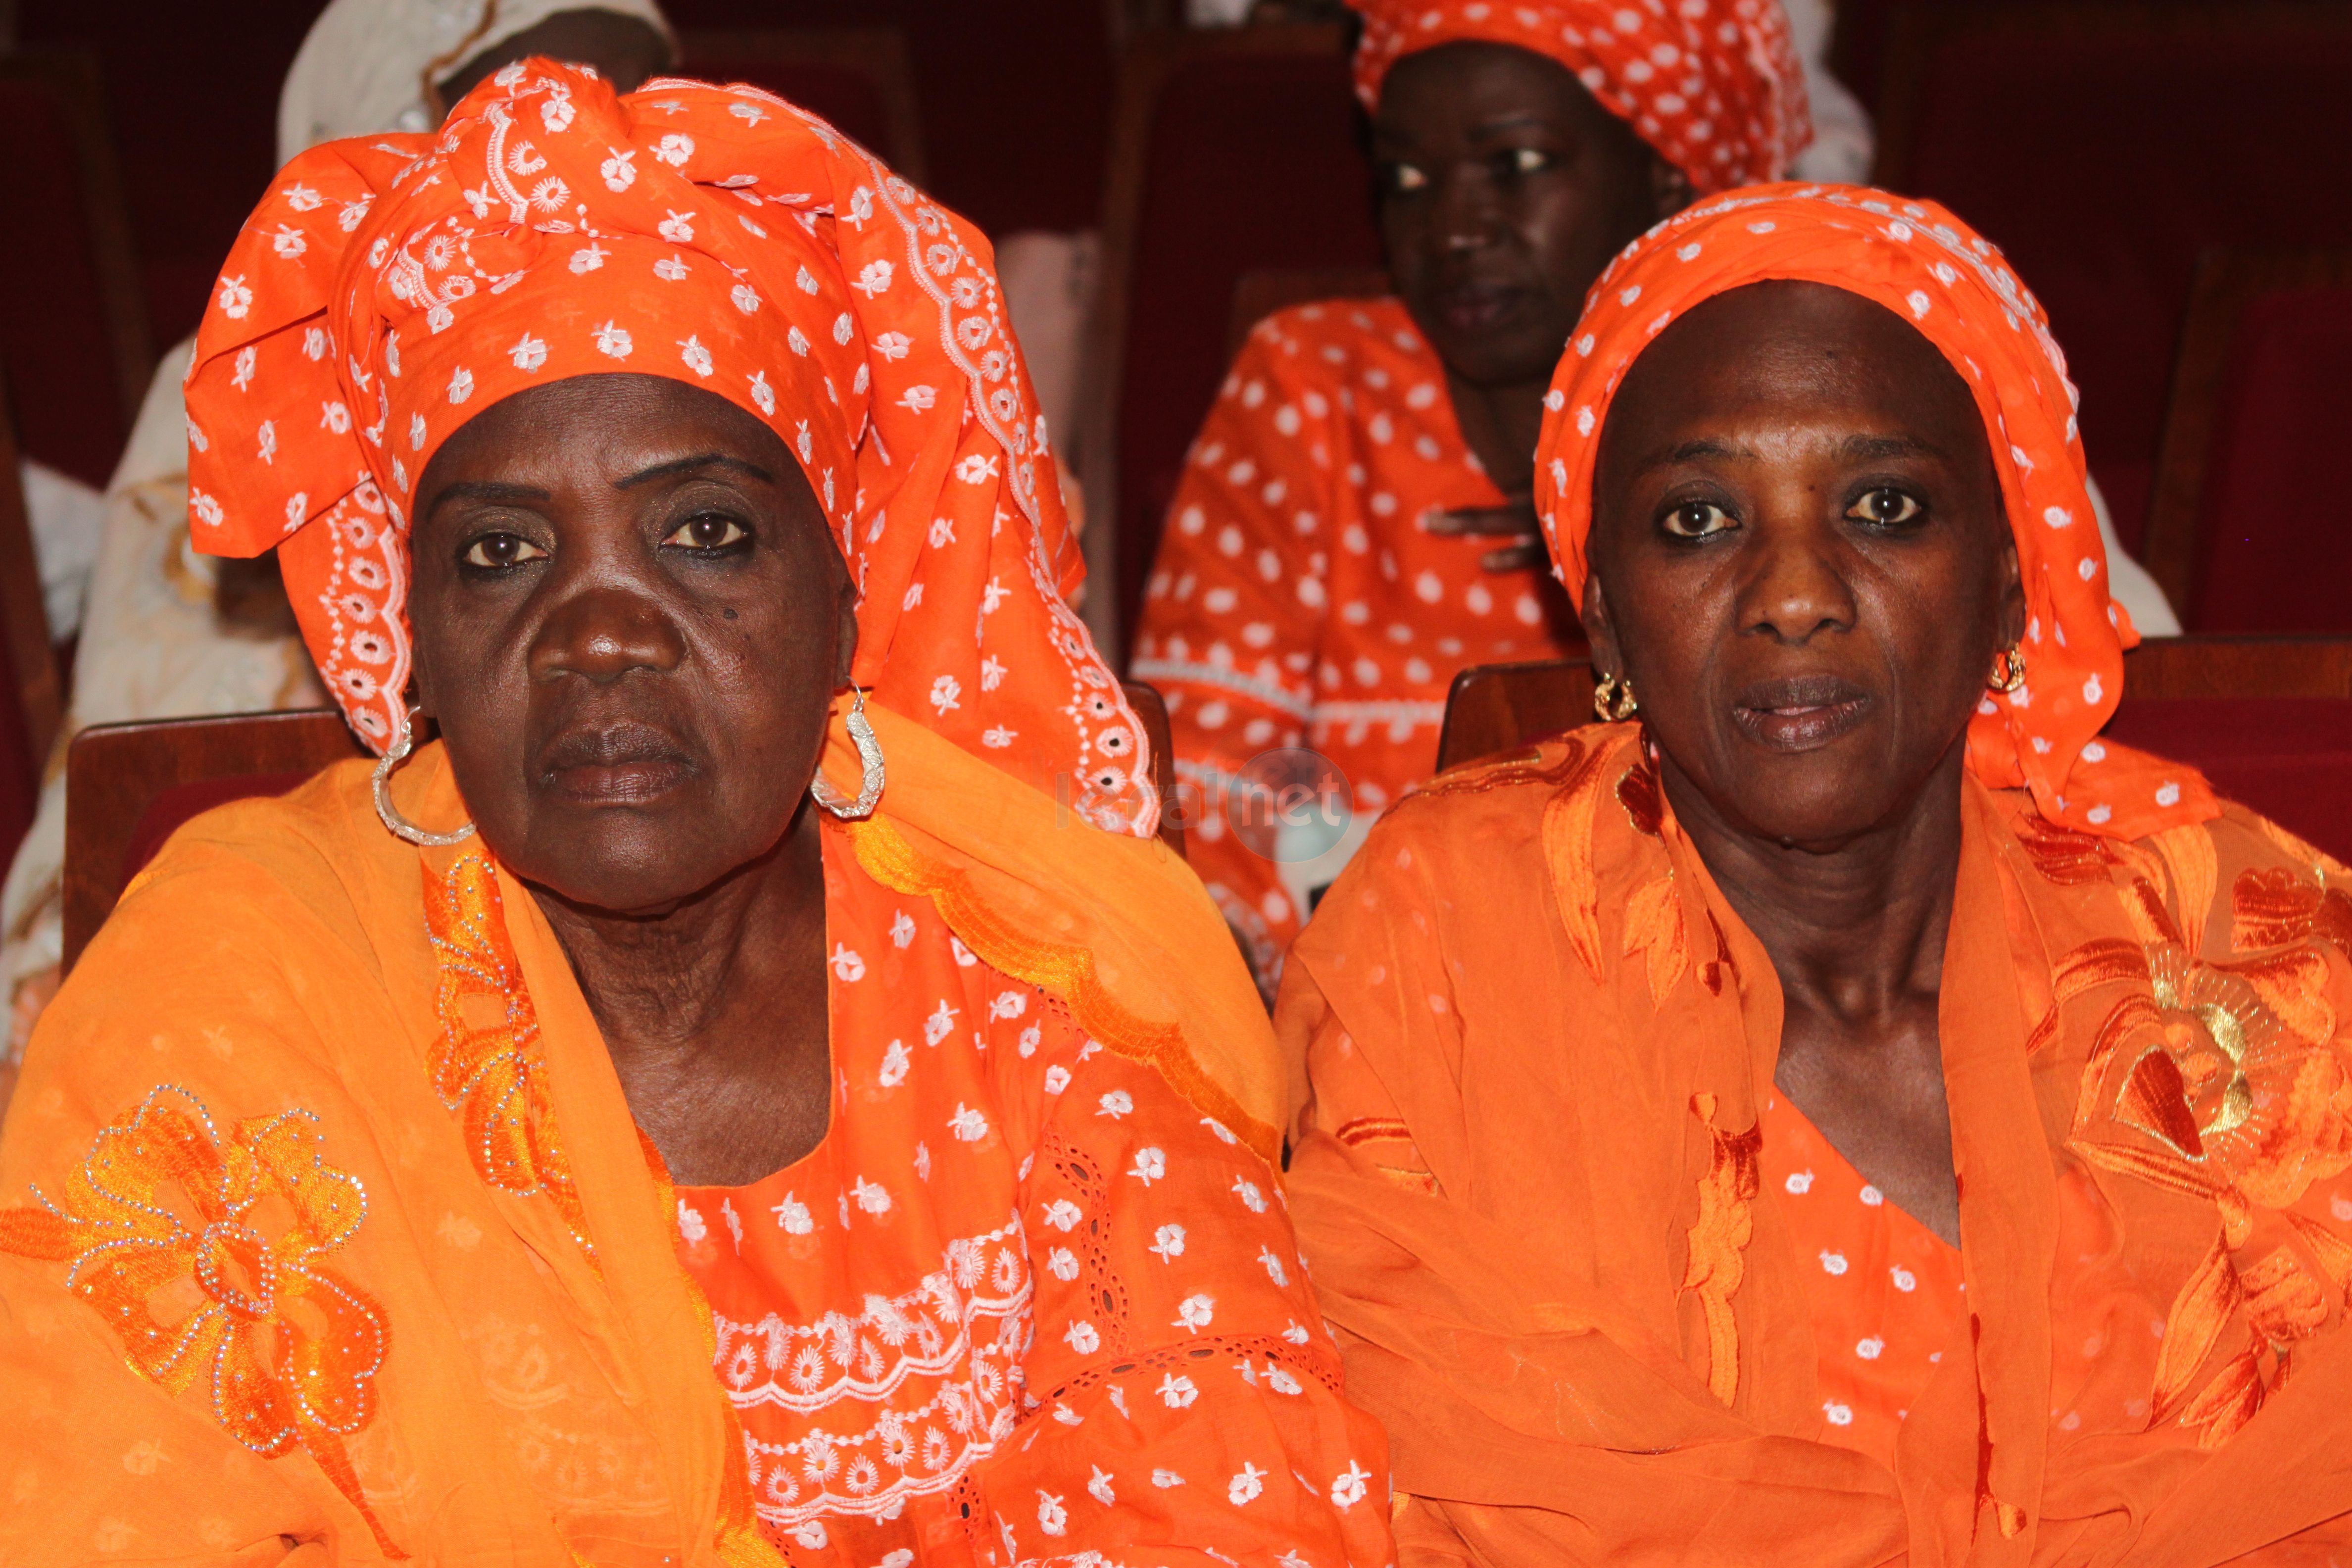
left=1602, top=281, right=1985, bottom=453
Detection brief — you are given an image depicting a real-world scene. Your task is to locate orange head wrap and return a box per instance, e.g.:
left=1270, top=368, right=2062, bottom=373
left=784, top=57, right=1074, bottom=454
left=1534, top=183, right=2217, bottom=840
left=185, top=61, right=1157, bottom=837
left=1350, top=0, right=1812, bottom=194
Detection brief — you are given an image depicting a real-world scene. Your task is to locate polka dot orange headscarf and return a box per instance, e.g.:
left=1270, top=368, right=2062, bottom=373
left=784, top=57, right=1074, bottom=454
left=1350, top=0, right=1812, bottom=195
left=1534, top=183, right=2218, bottom=839
left=185, top=61, right=1157, bottom=837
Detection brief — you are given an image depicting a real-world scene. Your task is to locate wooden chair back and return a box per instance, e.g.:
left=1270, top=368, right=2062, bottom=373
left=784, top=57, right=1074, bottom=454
left=676, top=28, right=928, bottom=183
left=2141, top=248, right=2352, bottom=633
left=60, top=683, right=1184, bottom=973
left=1079, top=24, right=1382, bottom=660
left=61, top=707, right=362, bottom=972
left=1870, top=1, right=2352, bottom=554
left=0, top=46, right=152, bottom=489
left=1225, top=265, right=1391, bottom=359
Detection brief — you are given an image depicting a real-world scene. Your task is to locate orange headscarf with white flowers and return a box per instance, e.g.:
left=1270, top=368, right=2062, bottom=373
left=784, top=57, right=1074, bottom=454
left=1350, top=0, right=1812, bottom=195
left=1533, top=182, right=2216, bottom=839
left=187, top=60, right=1155, bottom=838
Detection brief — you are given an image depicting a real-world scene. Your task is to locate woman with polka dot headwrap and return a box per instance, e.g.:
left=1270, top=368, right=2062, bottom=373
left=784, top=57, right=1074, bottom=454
left=1280, top=187, right=2352, bottom=1563
left=1132, top=0, right=1812, bottom=989
left=0, top=64, right=1397, bottom=1566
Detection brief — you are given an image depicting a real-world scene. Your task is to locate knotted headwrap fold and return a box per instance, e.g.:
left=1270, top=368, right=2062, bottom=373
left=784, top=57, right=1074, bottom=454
left=1534, top=183, right=2217, bottom=839
left=1350, top=0, right=1812, bottom=194
left=188, top=60, right=1156, bottom=836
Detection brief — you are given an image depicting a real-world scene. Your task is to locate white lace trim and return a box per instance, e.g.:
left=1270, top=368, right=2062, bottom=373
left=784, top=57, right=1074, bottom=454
left=713, top=1214, right=1034, bottom=1526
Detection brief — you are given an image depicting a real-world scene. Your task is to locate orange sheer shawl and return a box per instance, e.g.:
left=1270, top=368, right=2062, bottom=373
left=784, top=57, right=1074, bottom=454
left=1284, top=725, right=2352, bottom=1566
left=0, top=702, right=1285, bottom=1565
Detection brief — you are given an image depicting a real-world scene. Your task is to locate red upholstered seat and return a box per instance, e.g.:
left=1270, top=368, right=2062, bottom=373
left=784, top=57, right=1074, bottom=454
left=1872, top=4, right=2352, bottom=557
left=2102, top=696, right=2352, bottom=864
left=1088, top=27, right=1385, bottom=648
left=2172, top=281, right=2352, bottom=633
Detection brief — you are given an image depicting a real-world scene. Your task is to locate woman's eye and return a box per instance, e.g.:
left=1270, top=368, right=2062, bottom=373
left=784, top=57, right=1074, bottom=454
left=664, top=514, right=750, bottom=550
left=1387, top=161, right=1428, bottom=194
left=460, top=532, right=547, bottom=569
left=1847, top=488, right=1924, bottom=527
left=1661, top=500, right=1734, bottom=539
left=1507, top=147, right=1552, bottom=175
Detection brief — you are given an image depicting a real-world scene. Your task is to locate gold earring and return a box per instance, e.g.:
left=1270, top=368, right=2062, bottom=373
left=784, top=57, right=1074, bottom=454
left=1988, top=643, right=2028, bottom=693
left=1592, top=672, right=1639, bottom=724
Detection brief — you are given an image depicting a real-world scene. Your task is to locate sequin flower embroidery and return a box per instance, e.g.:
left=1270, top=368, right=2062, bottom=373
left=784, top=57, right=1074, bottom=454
left=0, top=1085, right=402, bottom=1555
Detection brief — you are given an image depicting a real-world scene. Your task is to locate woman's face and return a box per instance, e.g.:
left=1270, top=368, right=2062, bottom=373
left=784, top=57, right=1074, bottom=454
left=409, top=373, right=856, bottom=913
left=1585, top=281, right=2025, bottom=850
left=1375, top=41, right=1675, bottom=391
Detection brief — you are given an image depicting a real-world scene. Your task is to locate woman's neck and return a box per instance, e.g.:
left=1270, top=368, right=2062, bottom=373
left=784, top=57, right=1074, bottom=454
left=1661, top=741, right=1967, bottom=1028
left=1447, top=369, right=1550, bottom=495
left=527, top=803, right=834, bottom=1185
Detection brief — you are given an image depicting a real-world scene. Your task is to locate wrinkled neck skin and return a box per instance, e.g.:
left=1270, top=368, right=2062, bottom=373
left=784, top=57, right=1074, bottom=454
left=523, top=797, right=833, bottom=1183
left=1658, top=731, right=1967, bottom=1037
left=1446, top=369, right=1549, bottom=496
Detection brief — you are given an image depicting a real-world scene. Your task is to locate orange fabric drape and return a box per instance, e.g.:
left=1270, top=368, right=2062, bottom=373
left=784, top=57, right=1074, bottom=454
left=1284, top=723, right=2352, bottom=1565
left=0, top=720, right=1392, bottom=1564
left=1131, top=299, right=1581, bottom=985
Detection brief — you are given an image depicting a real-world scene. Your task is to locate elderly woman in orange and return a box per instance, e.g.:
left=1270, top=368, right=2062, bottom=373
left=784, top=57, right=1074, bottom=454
left=1129, top=0, right=1810, bottom=982
left=0, top=65, right=1394, bottom=1567
left=1282, top=186, right=2352, bottom=1564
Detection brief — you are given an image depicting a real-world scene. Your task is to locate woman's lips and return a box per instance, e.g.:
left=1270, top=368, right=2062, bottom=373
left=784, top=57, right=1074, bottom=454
left=1431, top=283, right=1526, bottom=336
left=539, top=723, right=696, bottom=804
left=1730, top=675, right=1873, bottom=752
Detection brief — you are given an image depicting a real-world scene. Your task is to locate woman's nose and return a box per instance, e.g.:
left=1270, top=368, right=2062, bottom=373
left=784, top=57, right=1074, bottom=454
left=532, top=584, right=687, bottom=684
left=1433, top=168, right=1504, bottom=253
left=1740, top=522, right=1858, bottom=645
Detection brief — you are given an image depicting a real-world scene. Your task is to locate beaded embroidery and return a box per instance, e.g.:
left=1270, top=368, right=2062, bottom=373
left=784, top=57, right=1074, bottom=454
left=0, top=1084, right=404, bottom=1557
left=423, top=852, right=596, bottom=1264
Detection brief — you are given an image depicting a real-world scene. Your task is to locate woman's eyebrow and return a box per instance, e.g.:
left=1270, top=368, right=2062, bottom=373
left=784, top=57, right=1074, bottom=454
left=1840, top=433, right=1946, bottom=461
left=424, top=479, right=549, bottom=520
left=614, top=453, right=775, bottom=489
left=1634, top=437, right=1750, bottom=474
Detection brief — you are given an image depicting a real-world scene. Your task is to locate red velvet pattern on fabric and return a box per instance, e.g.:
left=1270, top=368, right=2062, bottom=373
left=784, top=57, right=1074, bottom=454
left=1111, top=49, right=1383, bottom=641
left=2102, top=696, right=2352, bottom=865
left=2182, top=286, right=2352, bottom=634
left=0, top=67, right=131, bottom=487
left=1886, top=17, right=2352, bottom=553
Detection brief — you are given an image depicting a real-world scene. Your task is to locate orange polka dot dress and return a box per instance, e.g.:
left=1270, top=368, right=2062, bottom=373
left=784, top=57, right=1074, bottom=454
left=1131, top=298, right=1583, bottom=986
left=1757, top=1090, right=1966, bottom=1470
left=668, top=828, right=1395, bottom=1565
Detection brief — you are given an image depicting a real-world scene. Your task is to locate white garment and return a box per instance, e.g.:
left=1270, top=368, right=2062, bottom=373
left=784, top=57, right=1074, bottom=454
left=1782, top=0, right=1875, bottom=185
left=16, top=460, right=103, bottom=641
left=2086, top=471, right=2181, bottom=637
left=1, top=341, right=329, bottom=1004
left=277, top=0, right=674, bottom=165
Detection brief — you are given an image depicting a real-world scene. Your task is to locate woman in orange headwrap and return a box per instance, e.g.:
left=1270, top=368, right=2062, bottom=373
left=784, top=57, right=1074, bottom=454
left=0, top=64, right=1394, bottom=1567
left=1282, top=185, right=2352, bottom=1564
left=1130, top=0, right=1809, bottom=985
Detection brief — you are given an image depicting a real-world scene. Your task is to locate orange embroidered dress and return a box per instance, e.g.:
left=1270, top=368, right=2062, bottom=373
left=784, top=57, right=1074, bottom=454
left=1130, top=299, right=1580, bottom=983
left=1286, top=726, right=2352, bottom=1565
left=1282, top=187, right=2352, bottom=1563
left=0, top=64, right=1393, bottom=1567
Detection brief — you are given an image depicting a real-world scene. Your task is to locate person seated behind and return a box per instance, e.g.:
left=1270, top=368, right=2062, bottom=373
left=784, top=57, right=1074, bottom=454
left=1283, top=187, right=2352, bottom=1562
left=0, top=0, right=675, bottom=1074
left=0, top=65, right=1393, bottom=1566
left=1130, top=0, right=1811, bottom=986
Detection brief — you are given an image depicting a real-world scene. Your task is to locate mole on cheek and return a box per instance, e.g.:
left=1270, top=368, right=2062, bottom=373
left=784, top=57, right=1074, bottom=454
left=723, top=608, right=738, bottom=621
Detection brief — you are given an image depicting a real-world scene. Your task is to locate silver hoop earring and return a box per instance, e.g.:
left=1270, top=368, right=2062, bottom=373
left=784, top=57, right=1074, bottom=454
left=373, top=707, right=477, bottom=847
left=809, top=686, right=885, bottom=820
